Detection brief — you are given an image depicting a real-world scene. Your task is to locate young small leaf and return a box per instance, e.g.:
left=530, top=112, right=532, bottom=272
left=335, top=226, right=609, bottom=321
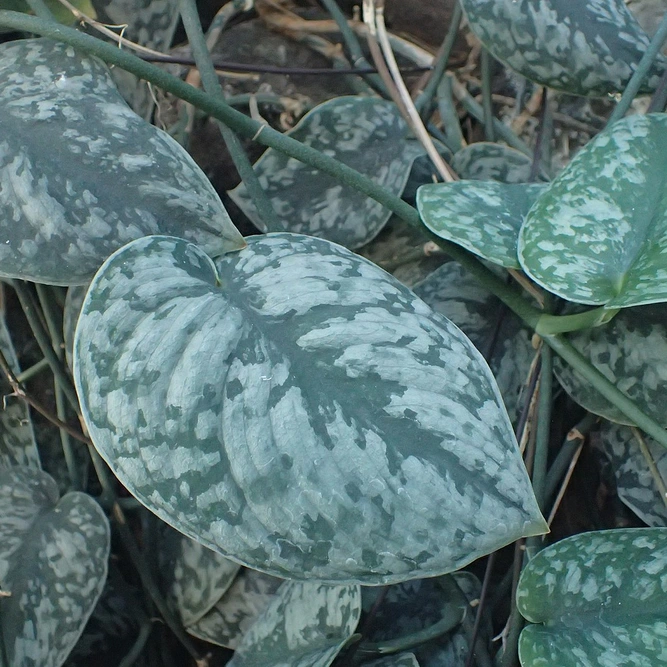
left=460, top=0, right=667, bottom=96
left=517, top=528, right=667, bottom=667
left=0, top=466, right=110, bottom=667
left=229, top=97, right=424, bottom=249
left=0, top=38, right=244, bottom=285
left=226, top=581, right=361, bottom=667
left=451, top=143, right=545, bottom=183
left=73, top=234, right=546, bottom=584
left=519, top=114, right=667, bottom=307
left=418, top=182, right=547, bottom=269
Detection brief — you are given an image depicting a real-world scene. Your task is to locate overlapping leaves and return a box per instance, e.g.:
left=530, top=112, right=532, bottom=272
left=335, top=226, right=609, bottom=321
left=0, top=38, right=243, bottom=285
left=73, top=233, right=545, bottom=584
left=229, top=97, right=424, bottom=249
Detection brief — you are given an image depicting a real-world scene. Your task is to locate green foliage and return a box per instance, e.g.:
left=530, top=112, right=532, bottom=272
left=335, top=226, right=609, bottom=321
left=0, top=1, right=666, bottom=665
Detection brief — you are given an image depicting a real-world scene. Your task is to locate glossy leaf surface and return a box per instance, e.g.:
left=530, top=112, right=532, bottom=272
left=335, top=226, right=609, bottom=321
left=0, top=38, right=243, bottom=285
left=553, top=305, right=667, bottom=426
left=227, top=581, right=360, bottom=667
left=460, top=0, right=666, bottom=96
left=518, top=528, right=667, bottom=667
left=187, top=569, right=282, bottom=650
left=418, top=182, right=547, bottom=268
left=74, top=233, right=545, bottom=584
left=229, top=97, right=424, bottom=249
left=598, top=421, right=667, bottom=527
left=0, top=466, right=110, bottom=667
left=519, top=114, right=667, bottom=307
left=414, top=263, right=535, bottom=421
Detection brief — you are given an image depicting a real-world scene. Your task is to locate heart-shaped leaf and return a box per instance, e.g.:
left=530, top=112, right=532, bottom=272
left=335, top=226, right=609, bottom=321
left=229, top=97, right=424, bottom=249
left=460, top=0, right=667, bottom=96
left=158, top=524, right=241, bottom=626
left=553, top=304, right=667, bottom=426
left=597, top=421, right=667, bottom=527
left=451, top=143, right=544, bottom=183
left=0, top=466, right=110, bottom=667
left=0, top=38, right=244, bottom=285
left=519, top=114, right=667, bottom=307
left=73, top=233, right=545, bottom=584
left=227, top=581, right=361, bottom=667
left=418, top=182, right=547, bottom=269
left=517, top=528, right=667, bottom=667
left=187, top=568, right=283, bottom=649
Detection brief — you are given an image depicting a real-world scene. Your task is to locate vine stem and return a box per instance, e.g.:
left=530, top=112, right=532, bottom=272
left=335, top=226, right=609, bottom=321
left=3, top=11, right=667, bottom=450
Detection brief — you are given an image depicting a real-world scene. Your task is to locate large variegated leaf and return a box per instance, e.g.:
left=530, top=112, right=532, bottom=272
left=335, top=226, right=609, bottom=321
left=597, top=421, right=667, bottom=527
left=418, top=182, right=547, bottom=269
left=90, top=0, right=179, bottom=118
left=519, top=114, right=667, bottom=308
left=0, top=38, right=244, bottom=285
left=517, top=528, right=667, bottom=667
left=158, top=524, right=241, bottom=626
left=460, top=0, right=667, bottom=96
left=187, top=568, right=282, bottom=649
left=227, top=581, right=361, bottom=667
left=0, top=298, right=39, bottom=468
left=229, top=97, right=424, bottom=249
left=553, top=304, right=667, bottom=426
left=451, top=143, right=544, bottom=183
left=414, top=263, right=535, bottom=421
left=73, top=233, right=546, bottom=584
left=0, top=466, right=110, bottom=667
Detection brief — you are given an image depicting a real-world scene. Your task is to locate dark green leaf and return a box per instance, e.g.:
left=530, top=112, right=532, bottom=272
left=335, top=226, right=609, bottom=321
left=227, top=581, right=361, bottom=667
left=517, top=528, right=667, bottom=667
left=0, top=466, right=110, bottom=667
left=0, top=38, right=244, bottom=285
left=519, top=114, right=667, bottom=307
left=553, top=304, right=667, bottom=426
left=187, top=568, right=282, bottom=650
left=229, top=97, right=424, bottom=249
left=460, top=0, right=667, bottom=96
left=451, top=143, right=545, bottom=183
left=418, top=181, right=547, bottom=269
left=597, top=421, right=667, bottom=527
left=73, top=234, right=545, bottom=584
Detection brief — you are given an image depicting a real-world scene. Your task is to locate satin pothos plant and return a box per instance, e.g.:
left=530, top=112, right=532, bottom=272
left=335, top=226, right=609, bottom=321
left=0, top=1, right=666, bottom=666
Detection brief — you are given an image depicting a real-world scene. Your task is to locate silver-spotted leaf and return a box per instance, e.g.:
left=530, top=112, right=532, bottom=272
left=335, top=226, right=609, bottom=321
left=227, top=581, right=361, bottom=667
left=158, top=524, right=241, bottom=626
left=553, top=304, right=667, bottom=426
left=517, top=528, right=667, bottom=667
left=229, top=97, right=424, bottom=249
left=73, top=233, right=546, bottom=584
left=0, top=466, right=110, bottom=667
left=414, top=263, right=535, bottom=421
left=519, top=114, right=667, bottom=307
left=451, top=143, right=545, bottom=184
left=365, top=655, right=420, bottom=667
left=597, top=421, right=667, bottom=527
left=418, top=182, right=547, bottom=269
left=187, top=568, right=282, bottom=649
left=460, top=0, right=667, bottom=96
left=0, top=300, right=39, bottom=468
left=90, top=0, right=179, bottom=118
left=0, top=38, right=244, bottom=285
